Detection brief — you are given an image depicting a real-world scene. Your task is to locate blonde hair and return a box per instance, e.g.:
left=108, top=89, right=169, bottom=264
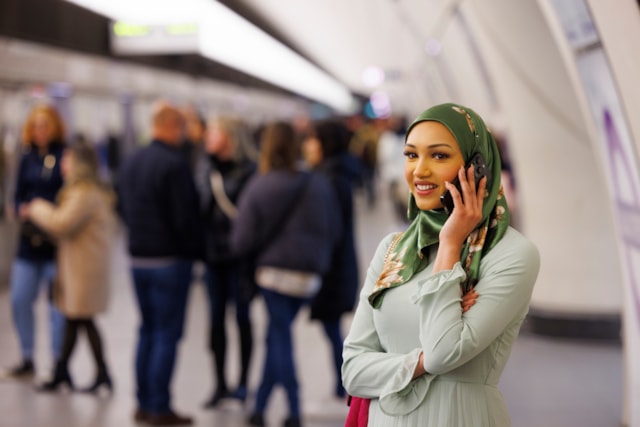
left=21, top=104, right=66, bottom=145
left=208, top=116, right=258, bottom=163
left=259, top=122, right=298, bottom=174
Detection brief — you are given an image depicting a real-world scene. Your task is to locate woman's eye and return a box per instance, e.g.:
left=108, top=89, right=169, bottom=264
left=432, top=152, right=450, bottom=160
left=403, top=151, right=417, bottom=159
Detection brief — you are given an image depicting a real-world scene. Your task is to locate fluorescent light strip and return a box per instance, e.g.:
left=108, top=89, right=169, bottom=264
left=64, top=0, right=357, bottom=113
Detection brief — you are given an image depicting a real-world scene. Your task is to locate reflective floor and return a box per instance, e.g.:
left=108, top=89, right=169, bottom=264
left=0, top=190, right=624, bottom=427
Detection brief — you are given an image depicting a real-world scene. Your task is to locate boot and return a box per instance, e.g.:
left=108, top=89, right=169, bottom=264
left=203, top=387, right=229, bottom=408
left=4, top=359, right=34, bottom=378
left=80, top=366, right=113, bottom=395
left=37, top=361, right=74, bottom=392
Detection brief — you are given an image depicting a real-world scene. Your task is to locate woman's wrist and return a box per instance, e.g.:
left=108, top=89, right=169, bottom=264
left=432, top=242, right=462, bottom=273
left=413, top=352, right=426, bottom=379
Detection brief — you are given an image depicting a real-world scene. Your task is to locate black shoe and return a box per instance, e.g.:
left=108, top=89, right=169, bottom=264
left=5, top=360, right=34, bottom=378
left=283, top=416, right=302, bottom=427
left=80, top=372, right=113, bottom=395
left=36, top=362, right=74, bottom=392
left=203, top=388, right=229, bottom=408
left=145, top=410, right=193, bottom=426
left=247, top=413, right=265, bottom=426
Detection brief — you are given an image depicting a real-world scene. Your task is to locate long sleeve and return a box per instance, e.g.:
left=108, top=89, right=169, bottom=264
left=229, top=177, right=259, bottom=256
left=342, top=228, right=540, bottom=418
left=29, top=187, right=94, bottom=239
left=342, top=233, right=426, bottom=401
left=415, top=232, right=540, bottom=375
left=13, top=155, right=28, bottom=211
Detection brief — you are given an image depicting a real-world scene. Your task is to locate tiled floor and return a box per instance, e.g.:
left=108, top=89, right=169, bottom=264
left=0, top=190, right=624, bottom=427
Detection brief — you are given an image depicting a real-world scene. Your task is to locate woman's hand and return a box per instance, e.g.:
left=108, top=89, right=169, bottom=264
left=440, top=165, right=486, bottom=246
left=461, top=288, right=478, bottom=313
left=413, top=288, right=478, bottom=379
left=18, top=203, right=30, bottom=221
left=433, top=165, right=486, bottom=273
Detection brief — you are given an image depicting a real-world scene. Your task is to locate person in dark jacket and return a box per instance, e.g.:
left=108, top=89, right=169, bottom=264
left=3, top=105, right=66, bottom=379
left=231, top=122, right=342, bottom=427
left=200, top=116, right=257, bottom=408
left=302, top=120, right=360, bottom=399
left=117, top=102, right=201, bottom=426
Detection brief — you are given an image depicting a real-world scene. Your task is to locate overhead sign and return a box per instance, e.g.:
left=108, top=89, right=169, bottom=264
left=110, top=22, right=199, bottom=55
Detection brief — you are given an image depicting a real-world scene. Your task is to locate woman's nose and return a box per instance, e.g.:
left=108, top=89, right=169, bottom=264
left=413, top=160, right=431, bottom=178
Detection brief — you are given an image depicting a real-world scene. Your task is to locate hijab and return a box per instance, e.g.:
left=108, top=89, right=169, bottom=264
left=369, top=103, right=510, bottom=308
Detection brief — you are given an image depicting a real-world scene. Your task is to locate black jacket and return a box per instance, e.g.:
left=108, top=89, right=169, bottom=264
left=203, top=156, right=256, bottom=264
left=14, top=142, right=65, bottom=261
left=117, top=140, right=202, bottom=259
left=310, top=154, right=360, bottom=320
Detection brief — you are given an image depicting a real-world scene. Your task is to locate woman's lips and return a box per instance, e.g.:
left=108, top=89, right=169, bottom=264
left=414, top=182, right=438, bottom=196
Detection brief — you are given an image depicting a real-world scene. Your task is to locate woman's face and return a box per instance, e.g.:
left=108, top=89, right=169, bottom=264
left=206, top=124, right=234, bottom=160
left=32, top=113, right=55, bottom=148
left=302, top=136, right=323, bottom=167
left=404, top=121, right=465, bottom=211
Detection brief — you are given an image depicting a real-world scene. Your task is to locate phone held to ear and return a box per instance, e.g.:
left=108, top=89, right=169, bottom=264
left=440, top=152, right=491, bottom=215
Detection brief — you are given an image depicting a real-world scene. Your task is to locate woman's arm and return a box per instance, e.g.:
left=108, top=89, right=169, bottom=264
left=28, top=186, right=94, bottom=238
left=417, top=232, right=539, bottom=375
left=229, top=177, right=260, bottom=256
left=341, top=233, right=422, bottom=398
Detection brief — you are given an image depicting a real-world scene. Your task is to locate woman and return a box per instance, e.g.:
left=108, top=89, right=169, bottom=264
left=341, top=103, right=540, bottom=426
left=5, top=105, right=66, bottom=378
left=26, top=137, right=117, bottom=393
left=302, top=120, right=359, bottom=399
left=201, top=116, right=257, bottom=407
left=231, top=122, right=342, bottom=427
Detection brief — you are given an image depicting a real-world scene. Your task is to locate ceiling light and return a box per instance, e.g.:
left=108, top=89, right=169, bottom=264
left=63, top=0, right=357, bottom=113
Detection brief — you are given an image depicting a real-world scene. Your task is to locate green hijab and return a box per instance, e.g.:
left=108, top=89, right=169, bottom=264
left=369, top=103, right=510, bottom=308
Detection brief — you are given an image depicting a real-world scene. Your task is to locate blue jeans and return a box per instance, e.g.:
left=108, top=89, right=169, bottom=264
left=254, top=289, right=306, bottom=418
left=132, top=261, right=192, bottom=414
left=10, top=258, right=66, bottom=360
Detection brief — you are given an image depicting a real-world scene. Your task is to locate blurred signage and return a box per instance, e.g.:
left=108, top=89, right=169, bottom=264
left=110, top=22, right=199, bottom=55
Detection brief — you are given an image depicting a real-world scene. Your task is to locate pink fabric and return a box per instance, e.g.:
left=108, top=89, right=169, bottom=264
left=345, top=396, right=370, bottom=427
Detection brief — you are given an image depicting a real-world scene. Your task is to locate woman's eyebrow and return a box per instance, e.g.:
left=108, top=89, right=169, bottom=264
left=405, top=143, right=453, bottom=149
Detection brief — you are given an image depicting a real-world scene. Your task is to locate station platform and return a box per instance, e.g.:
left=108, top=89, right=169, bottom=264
left=0, top=190, right=623, bottom=427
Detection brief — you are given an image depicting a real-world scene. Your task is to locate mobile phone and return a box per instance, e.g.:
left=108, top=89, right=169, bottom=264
left=440, top=152, right=490, bottom=215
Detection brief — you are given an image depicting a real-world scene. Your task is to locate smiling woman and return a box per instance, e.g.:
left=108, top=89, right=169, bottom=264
left=342, top=103, right=540, bottom=427
left=403, top=121, right=466, bottom=212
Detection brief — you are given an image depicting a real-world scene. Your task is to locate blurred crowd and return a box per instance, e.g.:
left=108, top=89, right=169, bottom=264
left=0, top=101, right=409, bottom=427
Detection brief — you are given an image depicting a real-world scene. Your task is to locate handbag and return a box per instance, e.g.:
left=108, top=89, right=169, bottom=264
left=345, top=395, right=370, bottom=427
left=20, top=220, right=53, bottom=247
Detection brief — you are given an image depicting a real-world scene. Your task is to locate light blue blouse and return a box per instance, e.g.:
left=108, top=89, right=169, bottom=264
left=342, top=227, right=540, bottom=427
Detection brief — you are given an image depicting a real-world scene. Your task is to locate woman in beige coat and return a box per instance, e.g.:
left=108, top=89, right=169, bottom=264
left=26, top=138, right=117, bottom=394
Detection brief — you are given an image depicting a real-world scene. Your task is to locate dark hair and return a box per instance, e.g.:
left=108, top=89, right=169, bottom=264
left=259, top=122, right=298, bottom=173
left=313, top=120, right=349, bottom=159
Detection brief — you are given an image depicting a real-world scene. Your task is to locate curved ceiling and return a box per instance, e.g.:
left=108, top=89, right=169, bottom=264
left=235, top=0, right=455, bottom=116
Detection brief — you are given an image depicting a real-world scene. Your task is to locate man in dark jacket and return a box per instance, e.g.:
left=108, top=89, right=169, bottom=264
left=117, top=102, right=201, bottom=426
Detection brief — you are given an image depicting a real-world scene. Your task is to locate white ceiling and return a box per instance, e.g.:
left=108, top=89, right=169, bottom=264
left=238, top=0, right=452, bottom=116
